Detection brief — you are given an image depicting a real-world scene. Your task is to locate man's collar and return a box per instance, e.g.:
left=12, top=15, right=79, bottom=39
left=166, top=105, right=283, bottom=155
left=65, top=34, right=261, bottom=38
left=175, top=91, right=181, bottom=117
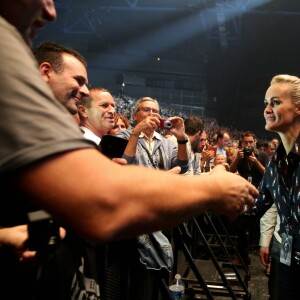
left=80, top=126, right=101, bottom=145
left=140, top=131, right=163, bottom=141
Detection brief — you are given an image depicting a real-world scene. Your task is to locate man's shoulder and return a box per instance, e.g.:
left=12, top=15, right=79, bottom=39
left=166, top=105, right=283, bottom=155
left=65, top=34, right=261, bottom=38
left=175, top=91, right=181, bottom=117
left=0, top=16, right=14, bottom=33
left=0, top=16, right=28, bottom=52
left=115, top=129, right=131, bottom=139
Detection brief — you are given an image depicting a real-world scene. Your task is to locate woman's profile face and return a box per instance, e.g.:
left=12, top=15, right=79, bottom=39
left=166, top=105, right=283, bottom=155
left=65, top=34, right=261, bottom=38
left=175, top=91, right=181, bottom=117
left=109, top=118, right=127, bottom=135
left=264, top=83, right=299, bottom=132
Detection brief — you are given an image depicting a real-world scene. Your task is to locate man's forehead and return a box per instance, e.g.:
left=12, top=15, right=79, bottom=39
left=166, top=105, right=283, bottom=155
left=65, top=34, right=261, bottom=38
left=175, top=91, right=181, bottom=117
left=92, top=91, right=115, bottom=103
left=61, top=54, right=88, bottom=78
left=140, top=100, right=159, bottom=108
left=62, top=53, right=84, bottom=66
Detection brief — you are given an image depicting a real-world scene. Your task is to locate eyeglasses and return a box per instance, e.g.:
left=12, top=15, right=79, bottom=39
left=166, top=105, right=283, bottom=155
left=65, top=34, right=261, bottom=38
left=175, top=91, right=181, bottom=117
left=200, top=138, right=207, bottom=142
left=137, top=107, right=159, bottom=114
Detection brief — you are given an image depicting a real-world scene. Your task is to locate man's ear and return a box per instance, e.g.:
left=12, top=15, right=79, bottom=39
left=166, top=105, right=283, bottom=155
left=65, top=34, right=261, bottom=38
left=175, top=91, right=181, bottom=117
left=39, top=62, right=52, bottom=82
left=133, top=112, right=138, bottom=122
left=193, top=131, right=200, bottom=142
left=77, top=104, right=87, bottom=118
left=295, top=104, right=300, bottom=117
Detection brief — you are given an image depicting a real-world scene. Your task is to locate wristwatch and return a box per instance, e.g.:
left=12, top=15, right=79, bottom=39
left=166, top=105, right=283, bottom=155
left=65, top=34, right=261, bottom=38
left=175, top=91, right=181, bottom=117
left=177, top=138, right=188, bottom=144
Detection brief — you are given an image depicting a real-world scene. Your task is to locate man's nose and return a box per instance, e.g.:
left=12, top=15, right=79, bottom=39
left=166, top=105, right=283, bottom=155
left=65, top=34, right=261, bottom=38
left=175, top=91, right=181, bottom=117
left=80, top=84, right=90, bottom=97
left=109, top=106, right=116, bottom=113
left=43, top=0, right=57, bottom=22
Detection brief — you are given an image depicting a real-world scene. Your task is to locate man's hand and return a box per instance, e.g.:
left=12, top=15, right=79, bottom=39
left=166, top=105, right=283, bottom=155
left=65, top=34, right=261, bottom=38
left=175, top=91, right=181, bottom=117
left=236, top=149, right=245, bottom=161
left=207, top=165, right=258, bottom=220
left=168, top=166, right=181, bottom=174
left=0, top=225, right=36, bottom=262
left=248, top=153, right=260, bottom=166
left=259, top=246, right=270, bottom=267
left=133, top=114, right=160, bottom=133
left=0, top=225, right=66, bottom=262
left=168, top=116, right=186, bottom=140
left=202, top=149, right=215, bottom=162
left=248, top=153, right=266, bottom=174
left=112, top=158, right=127, bottom=165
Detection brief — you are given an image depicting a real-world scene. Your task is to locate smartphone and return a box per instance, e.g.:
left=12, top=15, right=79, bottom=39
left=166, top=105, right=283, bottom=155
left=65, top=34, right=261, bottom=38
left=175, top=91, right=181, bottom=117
left=98, top=135, right=128, bottom=159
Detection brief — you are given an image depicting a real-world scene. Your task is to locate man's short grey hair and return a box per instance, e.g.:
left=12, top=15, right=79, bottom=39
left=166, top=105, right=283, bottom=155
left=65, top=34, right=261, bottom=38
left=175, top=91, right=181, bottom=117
left=133, top=97, right=160, bottom=114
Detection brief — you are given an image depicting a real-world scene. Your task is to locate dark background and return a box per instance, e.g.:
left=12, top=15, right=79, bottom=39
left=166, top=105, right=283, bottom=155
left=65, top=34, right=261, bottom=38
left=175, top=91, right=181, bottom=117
left=34, top=0, right=300, bottom=139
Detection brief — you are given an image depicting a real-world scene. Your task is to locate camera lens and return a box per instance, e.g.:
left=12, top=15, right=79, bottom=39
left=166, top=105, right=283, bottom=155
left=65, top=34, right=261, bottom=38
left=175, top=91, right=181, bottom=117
left=163, top=120, right=172, bottom=129
left=243, top=147, right=253, bottom=156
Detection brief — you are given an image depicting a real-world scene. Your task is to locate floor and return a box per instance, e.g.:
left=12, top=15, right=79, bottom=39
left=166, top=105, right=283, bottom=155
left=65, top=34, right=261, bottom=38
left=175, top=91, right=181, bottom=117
left=248, top=250, right=269, bottom=300
left=174, top=249, right=269, bottom=300
left=172, top=218, right=270, bottom=300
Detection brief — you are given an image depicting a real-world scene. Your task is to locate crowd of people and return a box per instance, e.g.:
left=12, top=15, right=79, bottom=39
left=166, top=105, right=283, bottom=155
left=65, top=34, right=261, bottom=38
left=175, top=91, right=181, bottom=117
left=0, top=1, right=299, bottom=300
left=114, top=94, right=241, bottom=143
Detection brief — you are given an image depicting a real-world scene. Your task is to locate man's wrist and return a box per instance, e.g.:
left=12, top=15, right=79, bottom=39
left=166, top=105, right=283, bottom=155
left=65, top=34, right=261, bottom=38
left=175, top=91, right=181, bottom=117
left=177, top=138, right=188, bottom=144
left=131, top=131, right=140, bottom=137
left=177, top=134, right=189, bottom=144
left=254, top=159, right=261, bottom=167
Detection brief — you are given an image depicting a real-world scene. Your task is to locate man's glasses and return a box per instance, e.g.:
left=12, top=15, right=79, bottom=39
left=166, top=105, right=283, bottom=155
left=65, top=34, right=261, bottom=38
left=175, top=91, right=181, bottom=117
left=137, top=107, right=159, bottom=114
left=200, top=138, right=207, bottom=142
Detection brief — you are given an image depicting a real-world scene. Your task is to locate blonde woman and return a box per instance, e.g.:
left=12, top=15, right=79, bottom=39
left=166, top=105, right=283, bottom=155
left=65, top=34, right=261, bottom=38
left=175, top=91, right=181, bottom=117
left=254, top=74, right=300, bottom=299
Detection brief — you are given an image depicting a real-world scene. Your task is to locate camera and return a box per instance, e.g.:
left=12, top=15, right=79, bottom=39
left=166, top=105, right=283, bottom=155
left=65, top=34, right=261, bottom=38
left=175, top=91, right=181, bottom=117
left=159, top=118, right=173, bottom=129
left=27, top=210, right=60, bottom=255
left=243, top=146, right=254, bottom=157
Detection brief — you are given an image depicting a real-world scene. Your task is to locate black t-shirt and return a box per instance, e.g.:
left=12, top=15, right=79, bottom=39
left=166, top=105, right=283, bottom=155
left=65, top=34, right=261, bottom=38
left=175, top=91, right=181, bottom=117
left=237, top=149, right=269, bottom=187
left=0, top=17, right=95, bottom=226
left=0, top=233, right=100, bottom=300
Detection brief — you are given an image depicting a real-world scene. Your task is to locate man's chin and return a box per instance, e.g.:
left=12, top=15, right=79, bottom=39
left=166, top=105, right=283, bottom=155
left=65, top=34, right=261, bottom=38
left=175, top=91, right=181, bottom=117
left=106, top=126, right=115, bottom=132
left=106, top=122, right=115, bottom=129
left=265, top=124, right=276, bottom=132
left=67, top=105, right=78, bottom=116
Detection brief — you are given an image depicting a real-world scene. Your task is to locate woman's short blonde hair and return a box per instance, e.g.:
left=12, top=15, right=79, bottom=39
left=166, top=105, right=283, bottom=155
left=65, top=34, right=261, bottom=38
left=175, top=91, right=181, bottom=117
left=271, top=74, right=300, bottom=106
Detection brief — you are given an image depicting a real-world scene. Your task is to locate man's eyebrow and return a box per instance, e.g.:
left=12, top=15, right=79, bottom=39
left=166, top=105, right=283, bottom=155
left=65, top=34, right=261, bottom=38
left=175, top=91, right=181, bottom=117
left=99, top=101, right=115, bottom=106
left=75, top=75, right=88, bottom=85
